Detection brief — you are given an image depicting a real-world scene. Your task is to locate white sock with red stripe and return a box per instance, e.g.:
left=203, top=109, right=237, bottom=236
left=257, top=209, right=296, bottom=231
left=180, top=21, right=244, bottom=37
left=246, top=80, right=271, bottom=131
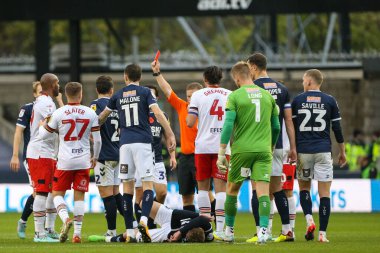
left=74, top=201, right=85, bottom=237
left=215, top=192, right=226, bottom=232
left=33, top=195, right=47, bottom=237
left=45, top=193, right=57, bottom=232
left=288, top=196, right=296, bottom=232
left=198, top=190, right=211, bottom=216
left=53, top=195, right=69, bottom=223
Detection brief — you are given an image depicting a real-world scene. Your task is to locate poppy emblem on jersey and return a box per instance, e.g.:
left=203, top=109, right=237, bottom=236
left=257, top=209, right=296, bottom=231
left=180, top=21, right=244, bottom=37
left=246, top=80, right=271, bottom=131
left=120, top=164, right=128, bottom=174
left=91, top=104, right=96, bottom=111
left=307, top=96, right=321, bottom=103
left=80, top=179, right=87, bottom=186
left=18, top=109, right=25, bottom=117
left=263, top=82, right=277, bottom=89
left=149, top=117, right=155, bottom=124
left=123, top=90, right=136, bottom=97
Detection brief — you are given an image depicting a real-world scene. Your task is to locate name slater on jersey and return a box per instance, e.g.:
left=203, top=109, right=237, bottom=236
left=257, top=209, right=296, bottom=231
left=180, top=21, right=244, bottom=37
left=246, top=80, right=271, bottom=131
left=119, top=96, right=140, bottom=104
left=301, top=103, right=325, bottom=109
left=151, top=126, right=162, bottom=137
left=204, top=89, right=228, bottom=96
left=65, top=107, right=85, bottom=115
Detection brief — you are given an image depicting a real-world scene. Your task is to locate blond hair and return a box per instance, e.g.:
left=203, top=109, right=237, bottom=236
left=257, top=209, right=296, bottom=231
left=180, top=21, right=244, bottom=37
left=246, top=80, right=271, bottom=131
left=231, top=61, right=251, bottom=79
left=305, top=69, right=323, bottom=85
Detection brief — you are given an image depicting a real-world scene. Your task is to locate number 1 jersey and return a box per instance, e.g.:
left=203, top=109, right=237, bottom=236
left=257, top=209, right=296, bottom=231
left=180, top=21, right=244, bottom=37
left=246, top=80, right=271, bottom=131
left=189, top=87, right=231, bottom=154
left=291, top=90, right=341, bottom=153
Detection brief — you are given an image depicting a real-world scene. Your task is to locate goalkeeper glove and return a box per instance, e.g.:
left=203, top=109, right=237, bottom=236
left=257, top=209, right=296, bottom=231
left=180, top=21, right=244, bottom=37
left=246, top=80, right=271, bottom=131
left=216, top=147, right=229, bottom=173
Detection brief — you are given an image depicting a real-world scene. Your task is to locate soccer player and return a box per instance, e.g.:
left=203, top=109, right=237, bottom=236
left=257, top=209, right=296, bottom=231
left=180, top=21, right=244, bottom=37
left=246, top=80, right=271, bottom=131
left=151, top=60, right=203, bottom=212
left=186, top=66, right=231, bottom=238
left=292, top=69, right=346, bottom=242
left=40, top=82, right=101, bottom=243
left=134, top=85, right=177, bottom=228
left=26, top=73, right=60, bottom=243
left=90, top=76, right=124, bottom=237
left=98, top=64, right=176, bottom=243
left=246, top=53, right=297, bottom=242
left=89, top=201, right=213, bottom=243
left=216, top=62, right=280, bottom=243
left=10, top=81, right=41, bottom=239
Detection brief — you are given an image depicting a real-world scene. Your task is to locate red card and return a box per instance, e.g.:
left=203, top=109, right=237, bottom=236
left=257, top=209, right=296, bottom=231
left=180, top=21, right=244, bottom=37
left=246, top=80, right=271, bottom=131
left=154, top=50, right=161, bottom=62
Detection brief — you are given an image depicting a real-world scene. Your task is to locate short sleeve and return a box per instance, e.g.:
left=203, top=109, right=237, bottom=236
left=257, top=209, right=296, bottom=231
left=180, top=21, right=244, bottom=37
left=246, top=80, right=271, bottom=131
left=45, top=111, right=59, bottom=133
left=146, top=88, right=158, bottom=107
left=284, top=89, right=291, bottom=110
left=330, top=97, right=342, bottom=122
left=106, top=94, right=118, bottom=111
left=91, top=112, right=100, bottom=132
left=291, top=98, right=297, bottom=119
left=225, top=92, right=236, bottom=111
left=90, top=101, right=101, bottom=115
left=188, top=91, right=199, bottom=116
left=272, top=97, right=279, bottom=117
left=37, top=102, right=54, bottom=119
left=167, top=90, right=185, bottom=112
left=16, top=105, right=30, bottom=128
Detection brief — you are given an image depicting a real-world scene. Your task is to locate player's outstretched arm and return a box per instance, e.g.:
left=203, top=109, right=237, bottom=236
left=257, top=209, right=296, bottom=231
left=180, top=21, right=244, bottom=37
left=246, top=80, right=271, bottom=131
left=10, top=126, right=24, bottom=172
left=91, top=130, right=102, bottom=168
left=284, top=108, right=297, bottom=163
left=98, top=109, right=111, bottom=126
left=151, top=60, right=173, bottom=98
left=151, top=104, right=176, bottom=152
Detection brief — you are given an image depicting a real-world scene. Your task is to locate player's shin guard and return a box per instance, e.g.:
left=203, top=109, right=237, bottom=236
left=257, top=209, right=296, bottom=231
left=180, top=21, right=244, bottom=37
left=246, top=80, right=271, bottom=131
left=102, top=195, right=117, bottom=231
left=273, top=190, right=291, bottom=233
left=21, top=194, right=34, bottom=222
left=300, top=190, right=314, bottom=225
left=198, top=190, right=211, bottom=216
left=288, top=196, right=296, bottom=232
left=224, top=195, right=237, bottom=235
left=33, top=195, right=47, bottom=237
left=319, top=197, right=331, bottom=232
left=114, top=193, right=124, bottom=217
left=123, top=194, right=134, bottom=231
left=251, top=190, right=260, bottom=229
left=53, top=196, right=69, bottom=223
left=141, top=190, right=154, bottom=226
left=45, top=193, right=57, bottom=232
left=73, top=201, right=84, bottom=237
left=215, top=192, right=226, bottom=232
left=134, top=203, right=142, bottom=223
left=211, top=198, right=216, bottom=218
left=258, top=196, right=270, bottom=228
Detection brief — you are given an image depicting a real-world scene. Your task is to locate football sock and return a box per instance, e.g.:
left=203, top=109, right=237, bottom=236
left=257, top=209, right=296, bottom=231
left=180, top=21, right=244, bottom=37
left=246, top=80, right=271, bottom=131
left=319, top=197, right=331, bottom=232
left=21, top=194, right=34, bottom=222
left=211, top=198, right=216, bottom=218
left=123, top=194, right=134, bottom=229
left=215, top=192, right=226, bottom=232
left=110, top=234, right=126, bottom=242
left=54, top=195, right=69, bottom=223
left=141, top=190, right=154, bottom=224
left=74, top=201, right=84, bottom=236
left=288, top=196, right=296, bottom=232
left=251, top=190, right=260, bottom=227
left=33, top=195, right=47, bottom=237
left=198, top=190, right=211, bottom=215
left=268, top=199, right=274, bottom=234
left=103, top=195, right=117, bottom=230
left=134, top=203, right=142, bottom=222
left=273, top=190, right=290, bottom=233
left=183, top=205, right=195, bottom=212
left=300, top=190, right=313, bottom=216
left=45, top=193, right=57, bottom=232
left=114, top=193, right=124, bottom=217
left=259, top=195, right=270, bottom=228
left=225, top=195, right=237, bottom=228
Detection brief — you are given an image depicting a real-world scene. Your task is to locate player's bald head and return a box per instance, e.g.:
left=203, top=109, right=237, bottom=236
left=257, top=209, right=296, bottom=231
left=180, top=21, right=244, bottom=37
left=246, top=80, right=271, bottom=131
left=40, top=73, right=59, bottom=91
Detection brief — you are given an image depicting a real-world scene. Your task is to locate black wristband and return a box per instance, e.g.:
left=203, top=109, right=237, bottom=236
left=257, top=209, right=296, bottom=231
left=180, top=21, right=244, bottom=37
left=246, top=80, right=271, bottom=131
left=153, top=72, right=161, bottom=76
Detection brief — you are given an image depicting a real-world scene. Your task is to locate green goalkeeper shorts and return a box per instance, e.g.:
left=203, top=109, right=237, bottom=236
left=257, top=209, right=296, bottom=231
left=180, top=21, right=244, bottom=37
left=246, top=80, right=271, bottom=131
left=228, top=152, right=272, bottom=184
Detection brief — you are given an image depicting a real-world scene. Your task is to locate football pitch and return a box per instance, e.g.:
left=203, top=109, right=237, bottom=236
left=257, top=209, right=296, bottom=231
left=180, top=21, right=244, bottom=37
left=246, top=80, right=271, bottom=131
left=0, top=212, right=379, bottom=253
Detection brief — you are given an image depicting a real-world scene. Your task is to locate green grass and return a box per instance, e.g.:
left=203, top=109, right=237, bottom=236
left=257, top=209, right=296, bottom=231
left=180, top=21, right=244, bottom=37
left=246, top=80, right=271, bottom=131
left=1, top=212, right=380, bottom=253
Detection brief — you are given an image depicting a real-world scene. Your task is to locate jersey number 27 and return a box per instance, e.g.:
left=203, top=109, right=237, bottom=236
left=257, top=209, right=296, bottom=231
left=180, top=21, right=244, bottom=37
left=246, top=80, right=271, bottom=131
left=62, top=119, right=89, bottom=141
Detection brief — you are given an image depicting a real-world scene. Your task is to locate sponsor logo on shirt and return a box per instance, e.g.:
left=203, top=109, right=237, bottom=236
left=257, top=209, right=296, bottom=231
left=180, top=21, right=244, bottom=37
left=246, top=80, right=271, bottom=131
left=246, top=88, right=260, bottom=93
left=123, top=90, right=136, bottom=97
left=307, top=96, right=321, bottom=103
left=91, top=104, right=96, bottom=111
left=197, top=0, right=252, bottom=11
left=18, top=109, right=25, bottom=117
left=263, top=82, right=277, bottom=89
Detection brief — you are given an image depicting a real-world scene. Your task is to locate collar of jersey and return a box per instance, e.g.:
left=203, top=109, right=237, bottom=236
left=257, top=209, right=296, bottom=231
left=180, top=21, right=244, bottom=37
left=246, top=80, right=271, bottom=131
left=254, top=76, right=269, bottom=80
left=127, top=83, right=139, bottom=86
left=308, top=90, right=321, bottom=92
left=67, top=103, right=81, bottom=105
left=207, top=85, right=220, bottom=88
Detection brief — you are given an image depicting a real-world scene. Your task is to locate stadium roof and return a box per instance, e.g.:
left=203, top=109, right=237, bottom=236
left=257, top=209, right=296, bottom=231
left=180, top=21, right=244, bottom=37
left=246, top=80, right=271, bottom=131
left=1, top=0, right=380, bottom=21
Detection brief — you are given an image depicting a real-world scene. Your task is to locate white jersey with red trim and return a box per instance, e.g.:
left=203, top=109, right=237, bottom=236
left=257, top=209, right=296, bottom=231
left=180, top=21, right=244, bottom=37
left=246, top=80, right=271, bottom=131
left=26, top=94, right=57, bottom=159
left=189, top=87, right=232, bottom=154
left=45, top=104, right=99, bottom=170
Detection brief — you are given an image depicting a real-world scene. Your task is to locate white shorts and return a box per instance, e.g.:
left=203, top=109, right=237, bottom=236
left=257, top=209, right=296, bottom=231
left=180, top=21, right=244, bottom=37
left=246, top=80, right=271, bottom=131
left=297, top=153, right=333, bottom=182
left=135, top=162, right=167, bottom=188
left=23, top=160, right=33, bottom=187
left=94, top=160, right=120, bottom=186
left=272, top=149, right=284, bottom=176
left=118, top=143, right=154, bottom=181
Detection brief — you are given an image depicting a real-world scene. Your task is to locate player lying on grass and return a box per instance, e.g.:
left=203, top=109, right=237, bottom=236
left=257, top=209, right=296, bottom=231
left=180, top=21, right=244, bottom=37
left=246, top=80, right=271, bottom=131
left=88, top=201, right=214, bottom=243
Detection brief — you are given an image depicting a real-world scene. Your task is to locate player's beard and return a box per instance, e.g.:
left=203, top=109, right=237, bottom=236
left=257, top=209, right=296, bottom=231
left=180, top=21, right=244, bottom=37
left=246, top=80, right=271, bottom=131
left=53, top=85, right=59, bottom=97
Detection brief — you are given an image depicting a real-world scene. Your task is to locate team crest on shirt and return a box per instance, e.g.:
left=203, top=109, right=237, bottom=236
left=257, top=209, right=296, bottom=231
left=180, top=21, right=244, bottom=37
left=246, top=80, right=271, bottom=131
left=149, top=116, right=155, bottom=124
left=18, top=109, right=25, bottom=117
left=120, top=164, right=128, bottom=174
left=263, top=83, right=277, bottom=89
left=123, top=91, right=136, bottom=97
left=307, top=96, right=321, bottom=103
left=246, top=88, right=260, bottom=93
left=91, top=104, right=96, bottom=111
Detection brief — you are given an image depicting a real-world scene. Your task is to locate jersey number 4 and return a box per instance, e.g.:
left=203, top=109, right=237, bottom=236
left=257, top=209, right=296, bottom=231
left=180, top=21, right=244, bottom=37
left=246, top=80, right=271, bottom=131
left=210, top=99, right=224, bottom=121
left=62, top=119, right=90, bottom=141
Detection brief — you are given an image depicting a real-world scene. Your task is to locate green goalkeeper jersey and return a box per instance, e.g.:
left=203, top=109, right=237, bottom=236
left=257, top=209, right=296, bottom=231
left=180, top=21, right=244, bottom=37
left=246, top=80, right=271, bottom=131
left=226, top=84, right=278, bottom=154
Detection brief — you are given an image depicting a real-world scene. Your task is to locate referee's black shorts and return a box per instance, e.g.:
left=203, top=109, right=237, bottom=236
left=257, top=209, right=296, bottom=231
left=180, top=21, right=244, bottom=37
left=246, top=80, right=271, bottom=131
left=177, top=153, right=197, bottom=195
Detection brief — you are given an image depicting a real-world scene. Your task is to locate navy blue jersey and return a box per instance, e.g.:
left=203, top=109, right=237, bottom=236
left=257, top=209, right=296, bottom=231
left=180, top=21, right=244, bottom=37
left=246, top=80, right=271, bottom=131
left=149, top=111, right=168, bottom=163
left=291, top=90, right=342, bottom=153
left=90, top=97, right=119, bottom=161
left=107, top=84, right=157, bottom=145
left=254, top=77, right=291, bottom=149
left=16, top=102, right=33, bottom=161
